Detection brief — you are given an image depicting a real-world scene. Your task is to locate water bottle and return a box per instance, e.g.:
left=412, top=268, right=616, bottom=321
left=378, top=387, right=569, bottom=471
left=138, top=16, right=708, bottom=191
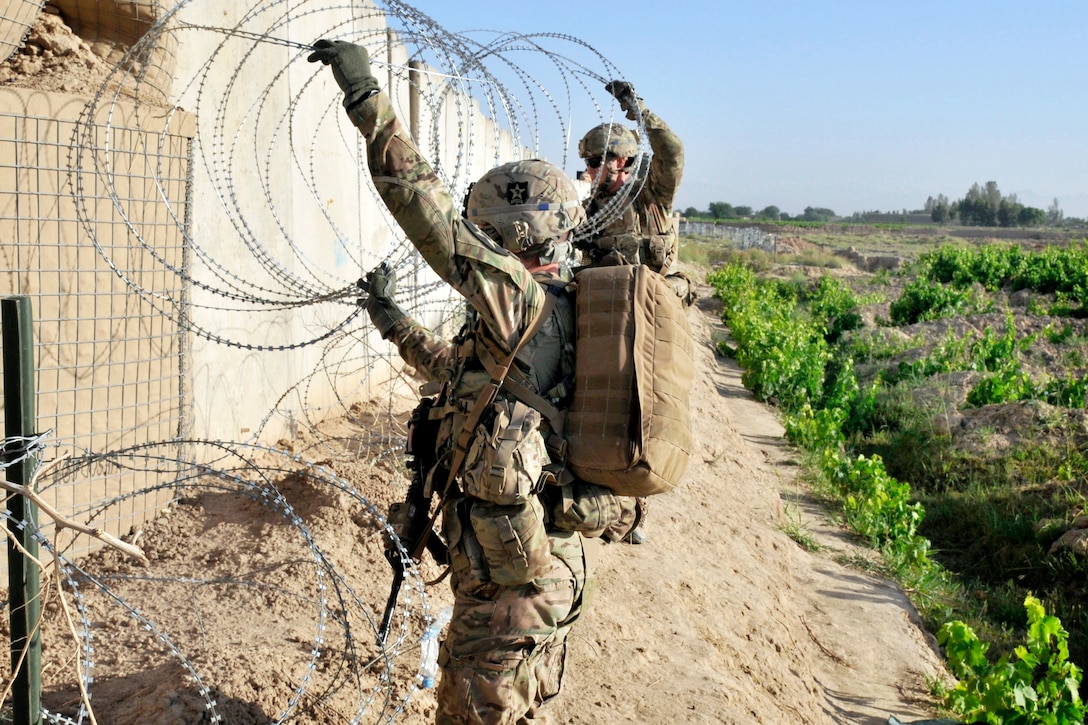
left=418, top=605, right=452, bottom=688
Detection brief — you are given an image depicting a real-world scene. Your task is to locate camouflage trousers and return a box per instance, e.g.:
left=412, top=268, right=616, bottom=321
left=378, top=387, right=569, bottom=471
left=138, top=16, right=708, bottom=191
left=436, top=509, right=596, bottom=725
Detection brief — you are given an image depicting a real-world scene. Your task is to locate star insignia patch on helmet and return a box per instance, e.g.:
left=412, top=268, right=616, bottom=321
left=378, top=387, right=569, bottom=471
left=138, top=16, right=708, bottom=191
left=506, top=181, right=529, bottom=205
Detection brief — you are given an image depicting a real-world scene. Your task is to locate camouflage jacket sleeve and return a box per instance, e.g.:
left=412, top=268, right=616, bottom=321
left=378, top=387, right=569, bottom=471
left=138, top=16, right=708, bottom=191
left=638, top=103, right=685, bottom=235
left=642, top=104, right=684, bottom=210
left=384, top=317, right=457, bottom=383
left=347, top=92, right=545, bottom=362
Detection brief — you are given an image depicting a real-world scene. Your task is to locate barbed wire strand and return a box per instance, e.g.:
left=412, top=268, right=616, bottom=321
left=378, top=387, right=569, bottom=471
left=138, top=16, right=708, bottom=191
left=14, top=1, right=658, bottom=721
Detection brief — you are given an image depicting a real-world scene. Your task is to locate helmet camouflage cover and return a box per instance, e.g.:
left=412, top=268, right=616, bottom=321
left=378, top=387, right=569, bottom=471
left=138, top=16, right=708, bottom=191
left=577, top=122, right=639, bottom=160
left=466, top=159, right=587, bottom=256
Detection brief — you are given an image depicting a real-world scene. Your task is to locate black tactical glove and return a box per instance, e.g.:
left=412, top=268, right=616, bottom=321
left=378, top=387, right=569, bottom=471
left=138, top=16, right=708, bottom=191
left=366, top=261, right=397, bottom=300
left=308, top=39, right=380, bottom=110
left=605, top=80, right=643, bottom=122
left=362, top=262, right=408, bottom=340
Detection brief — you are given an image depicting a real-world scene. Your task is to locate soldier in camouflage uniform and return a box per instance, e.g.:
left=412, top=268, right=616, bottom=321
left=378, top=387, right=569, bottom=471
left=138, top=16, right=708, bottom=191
left=578, top=81, right=689, bottom=291
left=577, top=82, right=692, bottom=546
left=309, top=40, right=635, bottom=724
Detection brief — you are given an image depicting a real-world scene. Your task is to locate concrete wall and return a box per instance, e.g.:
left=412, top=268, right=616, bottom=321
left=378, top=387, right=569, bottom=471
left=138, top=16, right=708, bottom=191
left=167, top=3, right=522, bottom=443
left=0, top=3, right=524, bottom=556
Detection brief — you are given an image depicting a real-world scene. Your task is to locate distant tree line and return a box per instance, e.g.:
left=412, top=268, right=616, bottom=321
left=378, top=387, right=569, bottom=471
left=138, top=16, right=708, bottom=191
left=681, top=203, right=836, bottom=223
left=682, top=183, right=1080, bottom=228
left=926, top=182, right=1061, bottom=228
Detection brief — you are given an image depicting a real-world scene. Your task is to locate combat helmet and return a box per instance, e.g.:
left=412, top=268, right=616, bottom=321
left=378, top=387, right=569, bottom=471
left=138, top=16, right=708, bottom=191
left=466, top=159, right=587, bottom=258
left=577, top=122, right=639, bottom=161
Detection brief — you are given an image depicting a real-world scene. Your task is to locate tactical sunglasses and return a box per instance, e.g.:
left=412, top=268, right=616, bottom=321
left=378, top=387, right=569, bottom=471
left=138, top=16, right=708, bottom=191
left=585, top=153, right=618, bottom=169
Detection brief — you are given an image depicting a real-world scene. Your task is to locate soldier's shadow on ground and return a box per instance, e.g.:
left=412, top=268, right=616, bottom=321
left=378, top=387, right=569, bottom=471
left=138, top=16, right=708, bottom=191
left=43, top=665, right=275, bottom=723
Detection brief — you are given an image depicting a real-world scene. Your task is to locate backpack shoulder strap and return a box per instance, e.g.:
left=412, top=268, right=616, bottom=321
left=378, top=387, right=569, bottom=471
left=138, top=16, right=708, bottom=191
left=500, top=278, right=569, bottom=429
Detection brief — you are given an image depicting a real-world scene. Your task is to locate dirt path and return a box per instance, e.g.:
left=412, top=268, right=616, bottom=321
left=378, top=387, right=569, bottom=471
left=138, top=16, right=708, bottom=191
left=556, top=285, right=949, bottom=724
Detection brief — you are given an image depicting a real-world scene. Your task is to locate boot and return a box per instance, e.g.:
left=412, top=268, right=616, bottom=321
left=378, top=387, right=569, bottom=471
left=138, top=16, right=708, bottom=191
left=623, top=497, right=648, bottom=545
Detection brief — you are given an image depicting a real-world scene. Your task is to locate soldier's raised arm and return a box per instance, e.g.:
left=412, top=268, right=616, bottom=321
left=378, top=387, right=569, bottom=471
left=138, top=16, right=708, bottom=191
left=307, top=39, right=544, bottom=355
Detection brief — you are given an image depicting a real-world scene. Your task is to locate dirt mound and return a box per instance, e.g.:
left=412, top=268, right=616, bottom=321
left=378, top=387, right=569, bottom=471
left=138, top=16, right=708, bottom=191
left=0, top=5, right=170, bottom=104
left=0, top=9, right=110, bottom=94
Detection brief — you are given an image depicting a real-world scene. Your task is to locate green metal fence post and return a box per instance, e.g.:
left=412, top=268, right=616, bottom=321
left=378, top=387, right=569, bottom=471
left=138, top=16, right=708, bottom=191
left=2, top=295, right=43, bottom=725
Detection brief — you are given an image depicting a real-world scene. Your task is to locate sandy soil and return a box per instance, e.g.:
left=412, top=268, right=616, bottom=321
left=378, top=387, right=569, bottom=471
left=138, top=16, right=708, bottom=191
left=0, top=5, right=168, bottom=105
left=556, top=285, right=949, bottom=724
left=16, top=277, right=952, bottom=724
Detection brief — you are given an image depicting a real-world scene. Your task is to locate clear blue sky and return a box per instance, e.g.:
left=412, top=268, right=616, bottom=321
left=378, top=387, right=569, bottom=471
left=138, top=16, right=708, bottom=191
left=404, top=1, right=1088, bottom=220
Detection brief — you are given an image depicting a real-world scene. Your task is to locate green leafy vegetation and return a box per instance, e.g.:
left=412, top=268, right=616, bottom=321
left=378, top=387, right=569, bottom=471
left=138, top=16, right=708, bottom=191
left=705, top=238, right=1088, bottom=722
left=936, top=595, right=1085, bottom=724
left=708, top=263, right=933, bottom=577
left=916, top=242, right=1088, bottom=305
left=888, top=279, right=977, bottom=324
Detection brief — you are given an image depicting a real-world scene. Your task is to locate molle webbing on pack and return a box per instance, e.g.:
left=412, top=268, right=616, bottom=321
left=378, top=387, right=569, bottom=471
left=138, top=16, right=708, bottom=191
left=564, top=265, right=693, bottom=496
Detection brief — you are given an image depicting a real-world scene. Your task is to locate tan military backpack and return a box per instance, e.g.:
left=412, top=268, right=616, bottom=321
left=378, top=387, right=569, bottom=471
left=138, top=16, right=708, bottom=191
left=563, top=264, right=693, bottom=496
left=499, top=263, right=694, bottom=497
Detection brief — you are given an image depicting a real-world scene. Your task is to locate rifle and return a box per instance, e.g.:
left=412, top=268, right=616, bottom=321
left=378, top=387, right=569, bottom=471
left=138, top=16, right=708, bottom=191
left=375, top=280, right=558, bottom=646
left=378, top=396, right=449, bottom=645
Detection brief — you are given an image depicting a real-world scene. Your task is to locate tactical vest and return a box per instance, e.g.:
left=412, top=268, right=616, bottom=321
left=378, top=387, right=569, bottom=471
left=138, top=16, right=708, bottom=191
left=436, top=283, right=582, bottom=586
left=587, top=193, right=676, bottom=273
left=467, top=277, right=576, bottom=414
left=434, top=282, right=575, bottom=502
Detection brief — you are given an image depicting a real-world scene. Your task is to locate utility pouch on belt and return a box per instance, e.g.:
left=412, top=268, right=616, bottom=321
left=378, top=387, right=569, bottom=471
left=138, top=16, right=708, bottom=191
left=645, top=234, right=670, bottom=270
left=461, top=399, right=547, bottom=505
left=549, top=481, right=625, bottom=539
left=470, top=497, right=551, bottom=586
left=612, top=233, right=642, bottom=266
left=444, top=499, right=490, bottom=593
